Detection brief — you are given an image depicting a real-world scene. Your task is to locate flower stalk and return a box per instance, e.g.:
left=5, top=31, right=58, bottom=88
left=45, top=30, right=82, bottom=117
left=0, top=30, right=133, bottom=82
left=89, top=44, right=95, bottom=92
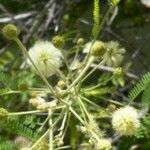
left=48, top=109, right=53, bottom=150
left=65, top=56, right=95, bottom=93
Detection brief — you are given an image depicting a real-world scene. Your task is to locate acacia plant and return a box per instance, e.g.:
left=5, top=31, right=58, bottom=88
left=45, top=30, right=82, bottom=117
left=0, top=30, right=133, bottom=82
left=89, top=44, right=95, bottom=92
left=0, top=0, right=149, bottom=150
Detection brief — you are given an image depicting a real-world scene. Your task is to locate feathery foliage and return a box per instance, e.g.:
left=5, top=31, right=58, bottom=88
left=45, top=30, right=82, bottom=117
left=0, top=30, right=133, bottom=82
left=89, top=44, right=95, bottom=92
left=0, top=141, right=18, bottom=150
left=128, top=72, right=150, bottom=101
left=141, top=86, right=150, bottom=108
left=0, top=115, right=40, bottom=141
left=92, top=0, right=100, bottom=39
left=135, top=116, right=150, bottom=139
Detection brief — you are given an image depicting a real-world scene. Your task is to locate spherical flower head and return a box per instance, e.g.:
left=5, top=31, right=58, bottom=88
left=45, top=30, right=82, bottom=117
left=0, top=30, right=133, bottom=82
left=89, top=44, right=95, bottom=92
left=52, top=35, right=65, bottom=49
left=96, top=139, right=112, bottom=150
left=104, top=41, right=126, bottom=67
left=112, top=106, right=140, bottom=136
left=2, top=24, right=18, bottom=40
left=28, top=41, right=62, bottom=77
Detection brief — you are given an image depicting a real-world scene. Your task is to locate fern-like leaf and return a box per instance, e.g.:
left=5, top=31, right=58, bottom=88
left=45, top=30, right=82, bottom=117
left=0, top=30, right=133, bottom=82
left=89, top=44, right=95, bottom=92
left=0, top=141, right=18, bottom=150
left=128, top=72, right=150, bottom=101
left=142, top=86, right=150, bottom=108
left=135, top=116, right=150, bottom=139
left=0, top=116, right=40, bottom=141
left=92, top=0, right=100, bottom=39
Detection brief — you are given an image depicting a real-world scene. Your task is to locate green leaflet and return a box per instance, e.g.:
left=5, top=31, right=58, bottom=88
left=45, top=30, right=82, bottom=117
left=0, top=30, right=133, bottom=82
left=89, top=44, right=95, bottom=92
left=128, top=72, right=150, bottom=101
left=142, top=86, right=150, bottom=108
left=135, top=116, right=150, bottom=139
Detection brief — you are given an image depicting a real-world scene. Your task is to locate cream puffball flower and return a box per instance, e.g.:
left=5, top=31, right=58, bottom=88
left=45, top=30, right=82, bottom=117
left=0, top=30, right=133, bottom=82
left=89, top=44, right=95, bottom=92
left=28, top=41, right=62, bottom=77
left=112, top=106, right=140, bottom=136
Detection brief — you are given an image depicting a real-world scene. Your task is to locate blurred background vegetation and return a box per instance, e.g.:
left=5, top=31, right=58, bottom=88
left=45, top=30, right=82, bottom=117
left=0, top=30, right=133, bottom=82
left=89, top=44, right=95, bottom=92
left=0, top=0, right=150, bottom=149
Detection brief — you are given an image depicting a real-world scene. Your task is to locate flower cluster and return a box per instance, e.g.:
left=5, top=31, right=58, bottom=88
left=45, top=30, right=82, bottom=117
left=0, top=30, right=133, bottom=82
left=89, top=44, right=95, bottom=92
left=83, top=40, right=125, bottom=66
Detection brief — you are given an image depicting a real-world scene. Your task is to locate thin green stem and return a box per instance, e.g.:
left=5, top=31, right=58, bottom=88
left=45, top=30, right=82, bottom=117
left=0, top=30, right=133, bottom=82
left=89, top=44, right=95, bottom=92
left=65, top=56, right=94, bottom=94
left=61, top=49, right=73, bottom=81
left=30, top=129, right=49, bottom=150
left=81, top=59, right=105, bottom=83
left=9, top=110, right=41, bottom=116
left=79, top=95, right=101, bottom=108
left=84, top=76, right=112, bottom=91
left=78, top=100, right=88, bottom=123
left=77, top=97, right=90, bottom=120
left=61, top=112, right=70, bottom=140
left=48, top=109, right=53, bottom=150
left=72, top=45, right=80, bottom=66
left=100, top=96, right=125, bottom=106
left=69, top=106, right=85, bottom=125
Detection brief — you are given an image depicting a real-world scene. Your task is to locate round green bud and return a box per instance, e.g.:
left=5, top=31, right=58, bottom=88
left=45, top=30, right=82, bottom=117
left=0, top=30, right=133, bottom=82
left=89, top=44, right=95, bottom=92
left=57, top=80, right=66, bottom=89
left=91, top=41, right=106, bottom=57
left=2, top=24, right=18, bottom=40
left=107, top=104, right=116, bottom=112
left=52, top=35, right=65, bottom=49
left=0, top=108, right=9, bottom=119
left=77, top=38, right=84, bottom=45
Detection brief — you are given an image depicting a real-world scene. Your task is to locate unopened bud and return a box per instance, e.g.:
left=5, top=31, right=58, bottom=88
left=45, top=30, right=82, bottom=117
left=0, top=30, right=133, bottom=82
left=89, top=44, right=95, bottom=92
left=2, top=24, right=18, bottom=40
left=91, top=41, right=105, bottom=57
left=107, top=104, right=116, bottom=112
left=77, top=38, right=84, bottom=45
left=52, top=35, right=65, bottom=49
left=57, top=80, right=66, bottom=89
